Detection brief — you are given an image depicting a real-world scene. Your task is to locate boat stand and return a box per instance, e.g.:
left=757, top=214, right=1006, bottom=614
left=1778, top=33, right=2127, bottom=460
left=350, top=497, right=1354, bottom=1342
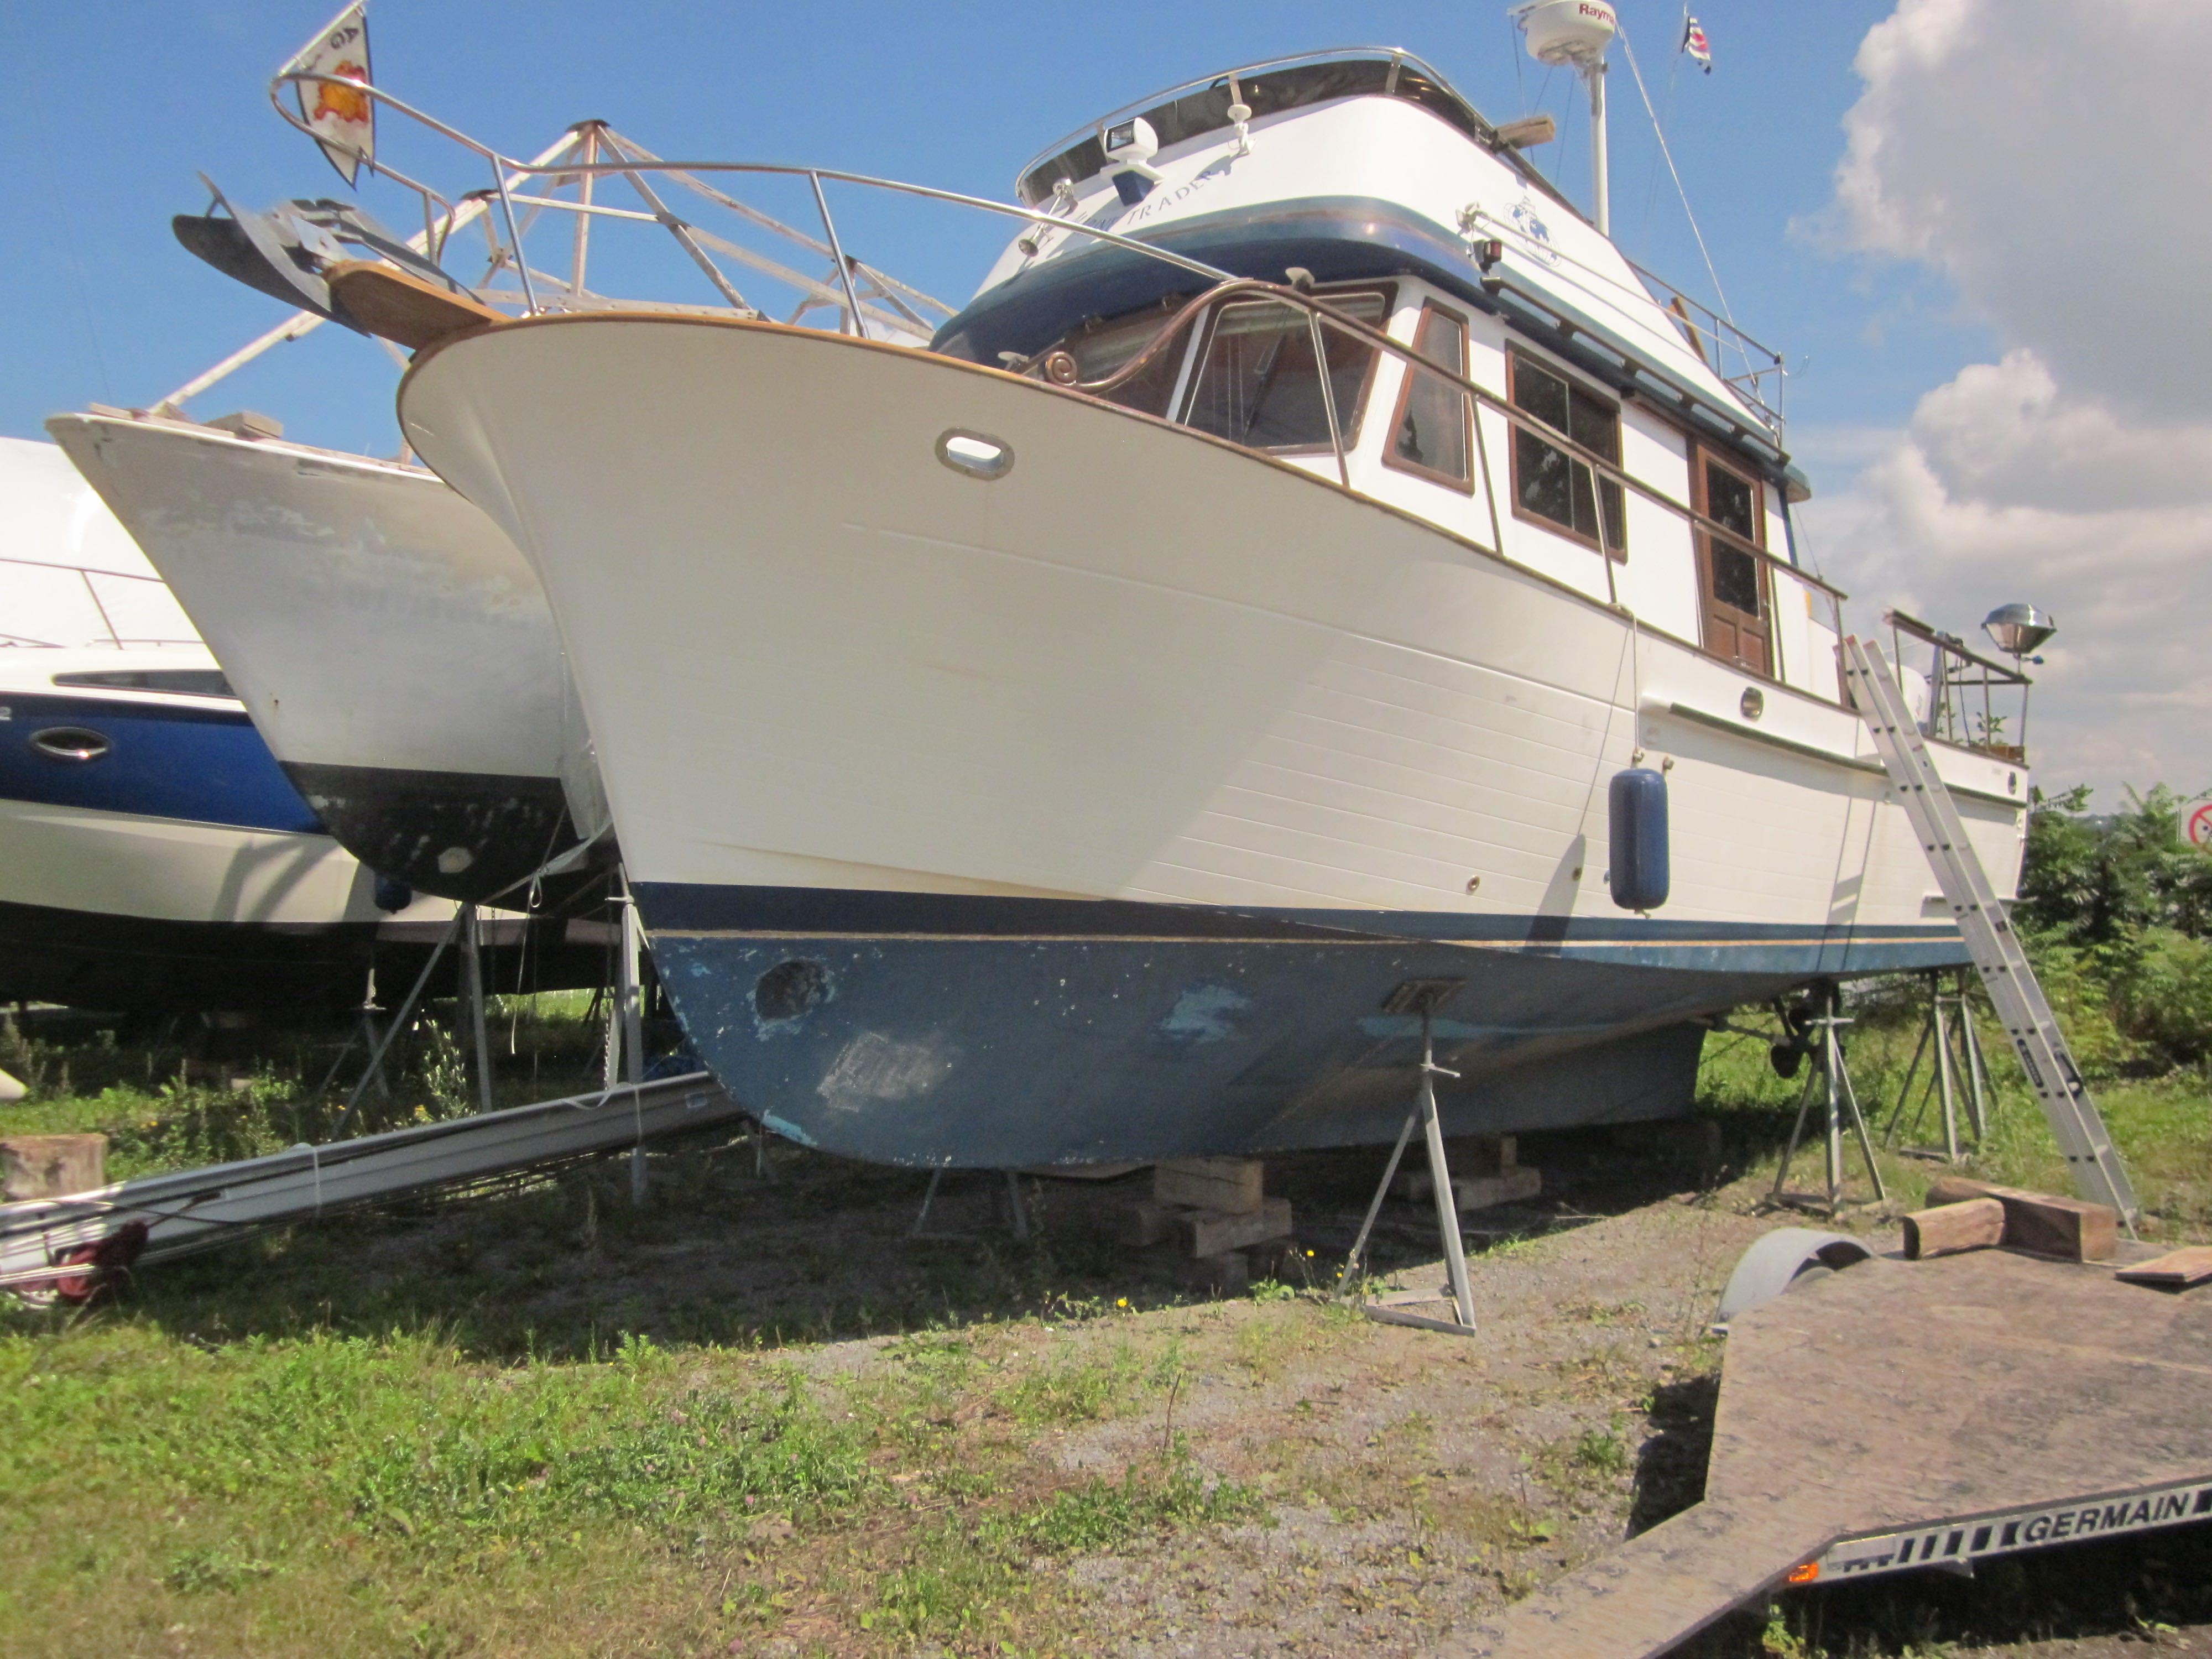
left=602, top=875, right=651, bottom=1206
left=332, top=909, right=466, bottom=1134
left=460, top=902, right=495, bottom=1117
left=1768, top=982, right=1887, bottom=1217
left=1884, top=967, right=1991, bottom=1162
left=1337, top=979, right=1478, bottom=1335
left=909, top=1169, right=1032, bottom=1241
left=312, top=963, right=395, bottom=1105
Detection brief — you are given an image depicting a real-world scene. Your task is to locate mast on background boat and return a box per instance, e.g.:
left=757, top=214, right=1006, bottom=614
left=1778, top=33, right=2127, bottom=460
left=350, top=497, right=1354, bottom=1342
left=1512, top=0, right=1618, bottom=235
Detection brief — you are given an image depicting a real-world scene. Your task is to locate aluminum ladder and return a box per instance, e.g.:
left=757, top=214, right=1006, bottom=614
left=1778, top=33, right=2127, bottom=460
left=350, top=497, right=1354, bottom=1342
left=1840, top=635, right=2138, bottom=1224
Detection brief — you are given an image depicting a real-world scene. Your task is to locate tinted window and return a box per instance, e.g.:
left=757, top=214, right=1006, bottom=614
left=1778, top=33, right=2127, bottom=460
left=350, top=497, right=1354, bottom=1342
left=1390, top=306, right=1471, bottom=484
left=1510, top=352, right=1625, bottom=556
left=50, top=668, right=234, bottom=698
left=1705, top=460, right=1762, bottom=614
left=1182, top=291, right=1387, bottom=452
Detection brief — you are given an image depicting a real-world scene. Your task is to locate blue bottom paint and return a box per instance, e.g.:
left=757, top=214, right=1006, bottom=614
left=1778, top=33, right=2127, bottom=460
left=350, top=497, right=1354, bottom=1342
left=637, top=885, right=1964, bottom=1168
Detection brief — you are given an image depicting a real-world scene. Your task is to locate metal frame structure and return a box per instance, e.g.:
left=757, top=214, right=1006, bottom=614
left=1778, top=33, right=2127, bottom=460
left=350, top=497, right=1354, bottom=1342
left=1884, top=966, right=1993, bottom=1162
left=1885, top=608, right=2034, bottom=760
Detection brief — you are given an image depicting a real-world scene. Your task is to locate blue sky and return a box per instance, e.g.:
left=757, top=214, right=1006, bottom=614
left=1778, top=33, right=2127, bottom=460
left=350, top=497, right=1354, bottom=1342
left=2, top=1, right=1978, bottom=481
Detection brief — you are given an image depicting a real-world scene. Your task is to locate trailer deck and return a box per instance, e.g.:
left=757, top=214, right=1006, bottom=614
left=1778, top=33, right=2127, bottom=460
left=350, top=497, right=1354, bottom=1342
left=1459, top=1244, right=2212, bottom=1659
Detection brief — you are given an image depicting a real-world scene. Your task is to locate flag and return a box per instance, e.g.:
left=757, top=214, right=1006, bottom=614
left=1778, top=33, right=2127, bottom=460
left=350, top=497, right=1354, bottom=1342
left=283, top=2, right=374, bottom=186
left=1681, top=14, right=1713, bottom=73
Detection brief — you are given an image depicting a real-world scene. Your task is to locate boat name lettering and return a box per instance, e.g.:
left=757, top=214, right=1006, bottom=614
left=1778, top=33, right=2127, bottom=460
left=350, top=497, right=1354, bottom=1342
left=1119, top=166, right=1223, bottom=227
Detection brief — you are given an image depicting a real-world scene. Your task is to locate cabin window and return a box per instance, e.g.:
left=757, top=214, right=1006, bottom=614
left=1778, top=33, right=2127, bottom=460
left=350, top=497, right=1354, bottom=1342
left=1508, top=349, right=1625, bottom=557
left=1059, top=300, right=1190, bottom=418
left=1384, top=303, right=1473, bottom=490
left=1181, top=288, right=1389, bottom=453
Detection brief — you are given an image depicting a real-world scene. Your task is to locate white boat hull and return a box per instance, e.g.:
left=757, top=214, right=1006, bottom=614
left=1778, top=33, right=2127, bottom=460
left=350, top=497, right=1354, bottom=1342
left=45, top=413, right=604, bottom=904
left=398, top=315, right=2026, bottom=1163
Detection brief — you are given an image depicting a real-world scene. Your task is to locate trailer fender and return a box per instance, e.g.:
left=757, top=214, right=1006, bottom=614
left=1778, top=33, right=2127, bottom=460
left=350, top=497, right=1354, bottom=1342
left=1717, top=1227, right=1874, bottom=1323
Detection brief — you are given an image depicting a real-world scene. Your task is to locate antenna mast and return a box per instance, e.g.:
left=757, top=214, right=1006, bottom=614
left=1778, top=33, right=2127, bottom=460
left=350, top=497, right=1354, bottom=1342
left=1511, top=1, right=1620, bottom=236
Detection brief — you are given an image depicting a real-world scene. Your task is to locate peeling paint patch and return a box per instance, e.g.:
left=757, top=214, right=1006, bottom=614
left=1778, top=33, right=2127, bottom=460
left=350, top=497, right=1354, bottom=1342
left=1160, top=984, right=1250, bottom=1044
left=759, top=1111, right=817, bottom=1147
left=816, top=1030, right=956, bottom=1112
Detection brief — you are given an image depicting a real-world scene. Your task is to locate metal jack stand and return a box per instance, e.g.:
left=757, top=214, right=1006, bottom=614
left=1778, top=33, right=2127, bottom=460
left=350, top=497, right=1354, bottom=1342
left=1337, top=979, right=1478, bottom=1335
left=603, top=874, right=650, bottom=1207
left=1770, top=982, right=1887, bottom=1217
left=314, top=963, right=394, bottom=1104
left=909, top=1169, right=1031, bottom=1241
left=459, top=903, right=495, bottom=1117
left=1884, top=967, right=1991, bottom=1162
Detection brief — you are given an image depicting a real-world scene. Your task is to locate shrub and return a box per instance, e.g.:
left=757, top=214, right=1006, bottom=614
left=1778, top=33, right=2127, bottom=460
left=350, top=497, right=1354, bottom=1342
left=2110, top=928, right=2212, bottom=1066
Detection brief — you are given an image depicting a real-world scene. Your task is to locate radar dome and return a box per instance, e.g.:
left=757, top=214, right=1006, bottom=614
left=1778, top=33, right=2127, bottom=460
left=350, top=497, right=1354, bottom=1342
left=1515, top=0, right=1618, bottom=67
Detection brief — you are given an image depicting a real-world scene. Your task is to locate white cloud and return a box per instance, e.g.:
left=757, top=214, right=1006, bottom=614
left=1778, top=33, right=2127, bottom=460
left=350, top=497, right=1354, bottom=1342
left=1832, top=0, right=2212, bottom=421
left=1806, top=0, right=2212, bottom=797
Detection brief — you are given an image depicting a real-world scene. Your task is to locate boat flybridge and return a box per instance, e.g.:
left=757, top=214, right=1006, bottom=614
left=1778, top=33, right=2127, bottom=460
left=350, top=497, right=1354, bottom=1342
left=362, top=42, right=2038, bottom=1168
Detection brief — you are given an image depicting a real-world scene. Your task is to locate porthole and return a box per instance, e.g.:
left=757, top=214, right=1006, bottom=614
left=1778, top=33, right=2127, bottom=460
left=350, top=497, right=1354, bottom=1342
left=936, top=429, right=1014, bottom=481
left=1740, top=687, right=1765, bottom=722
left=29, top=726, right=109, bottom=762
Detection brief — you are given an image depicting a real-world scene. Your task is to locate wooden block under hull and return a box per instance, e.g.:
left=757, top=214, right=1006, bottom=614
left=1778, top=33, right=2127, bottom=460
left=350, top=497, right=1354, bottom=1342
left=0, top=1134, right=106, bottom=1202
left=1153, top=1157, right=1266, bottom=1214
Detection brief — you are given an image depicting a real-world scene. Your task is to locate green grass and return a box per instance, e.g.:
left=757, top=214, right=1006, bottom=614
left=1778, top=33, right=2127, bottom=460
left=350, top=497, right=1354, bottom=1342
left=0, top=978, right=2202, bottom=1653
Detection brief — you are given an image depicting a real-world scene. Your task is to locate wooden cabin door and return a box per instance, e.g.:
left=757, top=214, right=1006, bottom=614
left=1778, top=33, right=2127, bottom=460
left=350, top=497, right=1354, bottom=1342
left=1692, top=446, right=1772, bottom=677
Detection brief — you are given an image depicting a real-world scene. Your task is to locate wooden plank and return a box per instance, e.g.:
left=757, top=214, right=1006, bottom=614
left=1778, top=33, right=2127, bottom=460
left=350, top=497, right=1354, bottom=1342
left=2116, top=1246, right=2212, bottom=1290
left=327, top=260, right=503, bottom=351
left=1926, top=1176, right=2117, bottom=1262
left=1183, top=1196, right=1292, bottom=1257
left=1397, top=1165, right=1541, bottom=1211
left=1115, top=1201, right=1178, bottom=1248
left=1901, top=1197, right=2005, bottom=1260
left=1154, top=1157, right=1265, bottom=1214
left=0, top=1135, right=105, bottom=1202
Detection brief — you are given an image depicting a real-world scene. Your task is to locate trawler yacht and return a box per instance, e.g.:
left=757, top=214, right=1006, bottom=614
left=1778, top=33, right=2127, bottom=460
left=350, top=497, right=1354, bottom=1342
left=392, top=49, right=2030, bottom=1166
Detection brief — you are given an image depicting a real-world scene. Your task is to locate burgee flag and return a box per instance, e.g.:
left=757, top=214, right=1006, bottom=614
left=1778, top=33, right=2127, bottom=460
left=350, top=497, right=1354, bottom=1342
left=1682, top=14, right=1714, bottom=73
left=283, top=3, right=375, bottom=186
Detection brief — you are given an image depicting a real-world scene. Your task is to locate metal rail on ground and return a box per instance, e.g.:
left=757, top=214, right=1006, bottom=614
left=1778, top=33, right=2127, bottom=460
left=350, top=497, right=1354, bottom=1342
left=1839, top=636, right=2138, bottom=1224
left=0, top=1072, right=743, bottom=1292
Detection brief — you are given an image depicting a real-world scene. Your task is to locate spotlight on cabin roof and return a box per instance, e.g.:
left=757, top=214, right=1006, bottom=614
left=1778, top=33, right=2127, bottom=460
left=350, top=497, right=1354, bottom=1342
left=1983, top=603, right=2057, bottom=659
left=1514, top=0, right=1618, bottom=68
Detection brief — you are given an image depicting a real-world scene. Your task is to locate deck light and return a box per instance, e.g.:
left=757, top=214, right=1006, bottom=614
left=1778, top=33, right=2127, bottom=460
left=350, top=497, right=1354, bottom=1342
left=1102, top=116, right=1163, bottom=206
left=1982, top=603, right=2055, bottom=663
